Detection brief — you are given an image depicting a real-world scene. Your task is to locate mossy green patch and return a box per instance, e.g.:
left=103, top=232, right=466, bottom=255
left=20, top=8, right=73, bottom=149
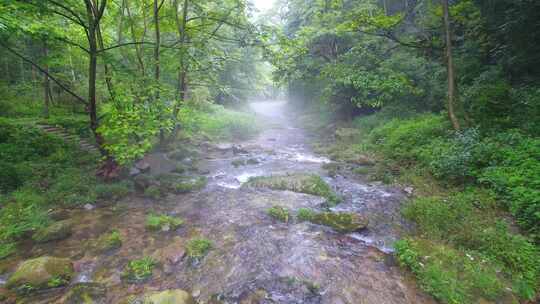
left=94, top=230, right=122, bottom=253
left=186, top=238, right=212, bottom=259
left=267, top=206, right=290, bottom=223
left=297, top=208, right=316, bottom=222
left=121, top=256, right=156, bottom=283
left=245, top=174, right=341, bottom=206
left=32, top=220, right=73, bottom=243
left=145, top=214, right=184, bottom=231
left=310, top=212, right=368, bottom=233
left=6, top=256, right=74, bottom=293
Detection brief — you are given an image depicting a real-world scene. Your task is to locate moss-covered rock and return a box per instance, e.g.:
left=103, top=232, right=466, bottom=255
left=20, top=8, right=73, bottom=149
left=156, top=174, right=207, bottom=194
left=32, top=220, right=73, bottom=243
left=311, top=212, right=368, bottom=233
left=134, top=174, right=157, bottom=191
left=144, top=185, right=164, bottom=199
left=121, top=289, right=196, bottom=304
left=297, top=208, right=316, bottom=222
left=267, top=206, right=290, bottom=223
left=64, top=282, right=107, bottom=304
left=167, top=146, right=198, bottom=161
left=6, top=256, right=74, bottom=293
left=245, top=174, right=341, bottom=205
left=93, top=230, right=122, bottom=253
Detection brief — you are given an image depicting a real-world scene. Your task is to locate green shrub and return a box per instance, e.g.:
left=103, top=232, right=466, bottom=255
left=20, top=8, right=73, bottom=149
left=267, top=206, right=290, bottom=222
left=297, top=208, right=315, bottom=222
left=395, top=238, right=505, bottom=303
left=186, top=238, right=212, bottom=259
left=144, top=185, right=163, bottom=199
left=122, top=256, right=156, bottom=283
left=0, top=242, right=16, bottom=260
left=368, top=114, right=449, bottom=161
left=46, top=168, right=97, bottom=205
left=145, top=214, right=183, bottom=231
left=0, top=189, right=49, bottom=242
left=95, top=181, right=132, bottom=201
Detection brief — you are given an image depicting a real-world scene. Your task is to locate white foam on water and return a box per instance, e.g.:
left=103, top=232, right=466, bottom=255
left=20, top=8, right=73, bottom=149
left=217, top=181, right=241, bottom=189
left=236, top=172, right=262, bottom=183
left=292, top=152, right=331, bottom=164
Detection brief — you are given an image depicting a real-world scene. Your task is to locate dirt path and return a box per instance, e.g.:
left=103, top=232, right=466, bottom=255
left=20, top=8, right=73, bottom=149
left=1, top=101, right=435, bottom=304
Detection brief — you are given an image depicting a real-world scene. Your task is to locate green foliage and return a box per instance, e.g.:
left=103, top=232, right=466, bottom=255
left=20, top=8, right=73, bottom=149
left=395, top=238, right=504, bottom=304
left=297, top=208, right=316, bottom=222
left=0, top=242, right=16, bottom=260
left=122, top=256, right=156, bottom=283
left=186, top=238, right=212, bottom=259
left=267, top=206, right=290, bottom=223
left=144, top=185, right=163, bottom=200
left=94, top=230, right=122, bottom=253
left=95, top=181, right=133, bottom=201
left=145, top=214, right=183, bottom=231
left=368, top=114, right=449, bottom=162
left=179, top=104, right=260, bottom=141
left=0, top=189, right=49, bottom=242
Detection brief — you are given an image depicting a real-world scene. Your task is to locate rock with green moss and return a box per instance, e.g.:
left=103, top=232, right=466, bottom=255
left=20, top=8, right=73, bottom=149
left=32, top=220, right=73, bottom=243
left=121, top=289, right=196, bottom=304
left=311, top=212, right=368, bottom=233
left=156, top=174, right=207, bottom=194
left=64, top=282, right=107, bottom=304
left=134, top=174, right=157, bottom=191
left=93, top=230, right=122, bottom=253
left=297, top=208, right=316, bottom=222
left=245, top=174, right=341, bottom=205
left=6, top=256, right=74, bottom=293
left=267, top=206, right=290, bottom=223
left=144, top=185, right=164, bottom=199
left=146, top=214, right=184, bottom=232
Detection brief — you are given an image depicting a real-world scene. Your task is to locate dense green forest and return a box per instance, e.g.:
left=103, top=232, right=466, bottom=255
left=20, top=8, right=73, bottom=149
left=0, top=0, right=539, bottom=303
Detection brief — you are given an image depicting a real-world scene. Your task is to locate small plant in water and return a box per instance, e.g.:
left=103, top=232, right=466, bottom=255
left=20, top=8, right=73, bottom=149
left=186, top=238, right=212, bottom=259
left=267, top=206, right=290, bottom=222
left=145, top=213, right=184, bottom=231
left=122, top=256, right=156, bottom=283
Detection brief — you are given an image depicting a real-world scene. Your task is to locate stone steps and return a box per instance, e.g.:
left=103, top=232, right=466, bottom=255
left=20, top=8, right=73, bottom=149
left=36, top=124, right=100, bottom=154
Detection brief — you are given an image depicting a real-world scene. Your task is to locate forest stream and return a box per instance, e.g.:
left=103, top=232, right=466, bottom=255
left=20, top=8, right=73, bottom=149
left=0, top=101, right=435, bottom=304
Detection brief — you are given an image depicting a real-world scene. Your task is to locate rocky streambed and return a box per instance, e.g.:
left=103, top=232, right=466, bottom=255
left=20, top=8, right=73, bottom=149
left=0, top=101, right=435, bottom=304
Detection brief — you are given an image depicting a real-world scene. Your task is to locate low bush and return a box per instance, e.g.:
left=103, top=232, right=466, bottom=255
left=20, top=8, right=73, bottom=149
left=122, top=256, right=156, bottom=283
left=145, top=214, right=184, bottom=231
left=267, top=206, right=290, bottom=223
left=186, top=238, right=212, bottom=259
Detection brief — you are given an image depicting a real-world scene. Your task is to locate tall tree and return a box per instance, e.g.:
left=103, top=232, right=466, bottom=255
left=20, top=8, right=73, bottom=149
left=442, top=0, right=460, bottom=131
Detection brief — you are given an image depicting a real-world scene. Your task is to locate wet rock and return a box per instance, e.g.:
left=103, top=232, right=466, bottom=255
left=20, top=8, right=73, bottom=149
left=246, top=158, right=260, bottom=165
left=157, top=174, right=207, bottom=194
left=404, top=187, right=414, bottom=195
left=239, top=289, right=267, bottom=304
left=6, top=256, right=74, bottom=293
left=84, top=203, right=96, bottom=210
left=133, top=174, right=157, bottom=191
left=168, top=147, right=198, bottom=161
left=311, top=212, right=368, bottom=233
left=215, top=143, right=233, bottom=151
left=233, top=145, right=249, bottom=155
left=151, top=237, right=185, bottom=266
left=63, top=282, right=107, bottom=304
left=135, top=161, right=151, bottom=173
left=32, top=220, right=73, bottom=243
left=130, top=167, right=141, bottom=177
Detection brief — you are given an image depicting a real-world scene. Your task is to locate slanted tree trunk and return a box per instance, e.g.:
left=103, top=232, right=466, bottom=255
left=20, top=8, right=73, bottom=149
left=442, top=0, right=460, bottom=131
left=42, top=40, right=50, bottom=118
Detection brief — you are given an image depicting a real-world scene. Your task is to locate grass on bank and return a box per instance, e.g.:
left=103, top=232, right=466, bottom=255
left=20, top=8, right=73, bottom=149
left=304, top=107, right=540, bottom=303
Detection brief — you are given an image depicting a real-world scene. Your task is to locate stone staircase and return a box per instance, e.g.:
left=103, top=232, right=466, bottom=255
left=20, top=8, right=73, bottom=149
left=36, top=124, right=100, bottom=154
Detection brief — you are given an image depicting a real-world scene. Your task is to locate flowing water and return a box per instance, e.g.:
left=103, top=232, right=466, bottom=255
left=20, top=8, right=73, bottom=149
left=0, top=101, right=435, bottom=304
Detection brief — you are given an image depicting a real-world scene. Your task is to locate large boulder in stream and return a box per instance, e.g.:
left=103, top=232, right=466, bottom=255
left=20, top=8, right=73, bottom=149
left=311, top=212, right=368, bottom=233
left=122, top=289, right=196, bottom=304
left=6, top=256, right=74, bottom=293
left=32, top=220, right=73, bottom=243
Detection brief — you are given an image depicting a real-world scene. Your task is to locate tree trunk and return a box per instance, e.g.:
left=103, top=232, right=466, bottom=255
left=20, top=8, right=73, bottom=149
left=442, top=0, right=460, bottom=131
left=42, top=40, right=50, bottom=118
